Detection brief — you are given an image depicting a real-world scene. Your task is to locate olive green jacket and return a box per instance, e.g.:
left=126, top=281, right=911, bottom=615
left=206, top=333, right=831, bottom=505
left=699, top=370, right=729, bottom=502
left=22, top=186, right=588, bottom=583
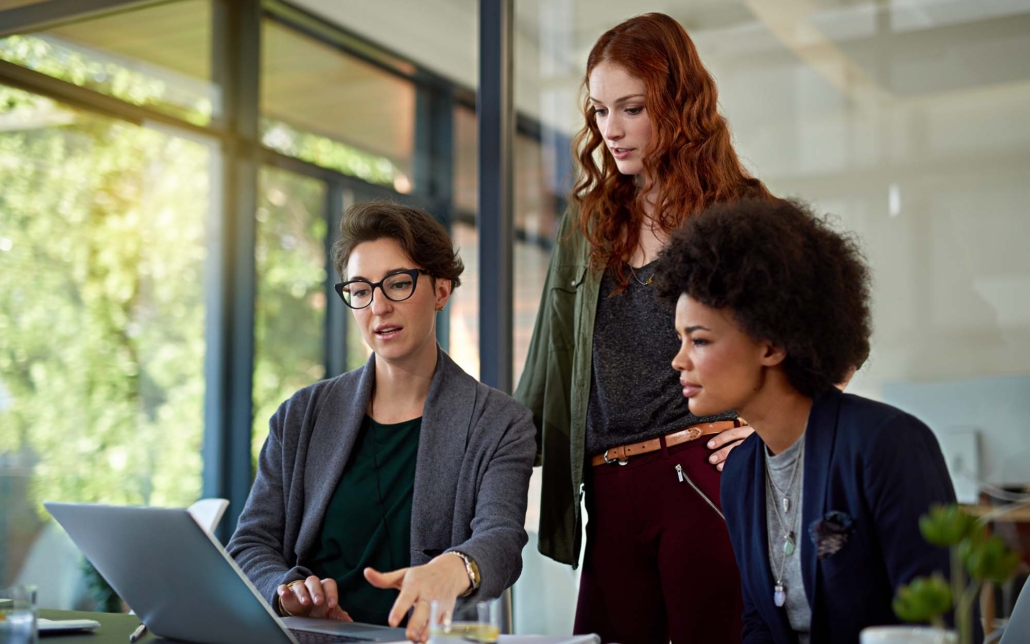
left=514, top=212, right=601, bottom=567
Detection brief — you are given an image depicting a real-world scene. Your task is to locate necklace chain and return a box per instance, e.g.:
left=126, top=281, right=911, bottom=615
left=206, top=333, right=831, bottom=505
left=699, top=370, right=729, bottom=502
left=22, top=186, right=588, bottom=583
left=629, top=265, right=654, bottom=286
left=766, top=439, right=805, bottom=594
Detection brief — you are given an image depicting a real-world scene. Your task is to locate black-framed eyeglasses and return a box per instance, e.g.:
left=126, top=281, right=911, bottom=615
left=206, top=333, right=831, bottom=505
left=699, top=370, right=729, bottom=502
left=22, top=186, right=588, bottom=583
left=334, top=268, right=430, bottom=310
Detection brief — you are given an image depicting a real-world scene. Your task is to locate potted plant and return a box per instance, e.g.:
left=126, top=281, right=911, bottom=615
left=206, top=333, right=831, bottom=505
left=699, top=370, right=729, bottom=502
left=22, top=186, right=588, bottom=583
left=887, top=503, right=1020, bottom=644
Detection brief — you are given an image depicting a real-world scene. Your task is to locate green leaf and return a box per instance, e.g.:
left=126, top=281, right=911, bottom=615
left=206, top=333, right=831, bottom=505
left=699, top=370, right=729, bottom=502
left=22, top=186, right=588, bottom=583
left=919, top=504, right=979, bottom=547
left=962, top=535, right=1021, bottom=582
left=893, top=573, right=953, bottom=623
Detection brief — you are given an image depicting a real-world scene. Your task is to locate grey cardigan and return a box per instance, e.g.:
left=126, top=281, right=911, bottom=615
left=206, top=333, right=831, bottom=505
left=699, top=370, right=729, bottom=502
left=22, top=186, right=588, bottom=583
left=227, top=348, right=537, bottom=610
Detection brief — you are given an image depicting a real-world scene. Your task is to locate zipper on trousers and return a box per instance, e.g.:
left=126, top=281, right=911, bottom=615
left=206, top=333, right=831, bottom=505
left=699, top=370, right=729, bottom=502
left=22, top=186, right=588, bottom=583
left=675, top=463, right=725, bottom=521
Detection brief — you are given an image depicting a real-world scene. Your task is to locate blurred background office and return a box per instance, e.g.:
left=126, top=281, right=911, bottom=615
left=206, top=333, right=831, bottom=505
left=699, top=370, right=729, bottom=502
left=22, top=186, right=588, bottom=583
left=1, top=0, right=1028, bottom=634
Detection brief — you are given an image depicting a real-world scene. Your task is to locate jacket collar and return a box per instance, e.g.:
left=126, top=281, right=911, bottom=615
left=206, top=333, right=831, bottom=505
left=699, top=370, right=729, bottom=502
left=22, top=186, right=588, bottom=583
left=410, top=349, right=478, bottom=551
left=296, top=355, right=375, bottom=559
left=295, top=346, right=477, bottom=558
left=743, top=387, right=842, bottom=637
left=801, top=388, right=843, bottom=613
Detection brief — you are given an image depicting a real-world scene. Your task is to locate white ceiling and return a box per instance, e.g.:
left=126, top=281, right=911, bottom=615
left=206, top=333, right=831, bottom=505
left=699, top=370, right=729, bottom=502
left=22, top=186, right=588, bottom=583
left=292, top=0, right=1030, bottom=135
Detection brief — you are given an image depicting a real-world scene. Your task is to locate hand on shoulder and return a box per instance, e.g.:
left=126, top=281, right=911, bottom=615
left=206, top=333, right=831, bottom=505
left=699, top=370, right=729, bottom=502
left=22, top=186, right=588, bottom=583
left=706, top=425, right=755, bottom=471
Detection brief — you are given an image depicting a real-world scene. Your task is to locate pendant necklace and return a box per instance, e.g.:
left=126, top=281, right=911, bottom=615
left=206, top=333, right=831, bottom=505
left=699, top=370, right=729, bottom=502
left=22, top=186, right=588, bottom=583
left=629, top=265, right=653, bottom=286
left=766, top=439, right=804, bottom=608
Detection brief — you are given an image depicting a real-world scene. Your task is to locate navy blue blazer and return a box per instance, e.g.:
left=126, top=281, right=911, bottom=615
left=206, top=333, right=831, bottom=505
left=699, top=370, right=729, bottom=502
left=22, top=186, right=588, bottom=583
left=722, top=388, right=956, bottom=643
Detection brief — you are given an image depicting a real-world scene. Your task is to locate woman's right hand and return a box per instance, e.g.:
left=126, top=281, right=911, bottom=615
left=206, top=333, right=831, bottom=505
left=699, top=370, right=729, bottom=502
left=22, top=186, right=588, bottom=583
left=277, top=576, right=353, bottom=621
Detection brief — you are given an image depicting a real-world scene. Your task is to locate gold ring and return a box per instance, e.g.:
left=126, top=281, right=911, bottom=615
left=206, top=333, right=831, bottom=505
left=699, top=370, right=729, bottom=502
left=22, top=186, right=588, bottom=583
left=287, top=580, right=305, bottom=589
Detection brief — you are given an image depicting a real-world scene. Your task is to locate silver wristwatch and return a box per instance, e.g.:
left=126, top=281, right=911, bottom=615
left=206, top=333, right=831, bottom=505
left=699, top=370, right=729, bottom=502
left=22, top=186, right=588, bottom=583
left=450, top=550, right=481, bottom=597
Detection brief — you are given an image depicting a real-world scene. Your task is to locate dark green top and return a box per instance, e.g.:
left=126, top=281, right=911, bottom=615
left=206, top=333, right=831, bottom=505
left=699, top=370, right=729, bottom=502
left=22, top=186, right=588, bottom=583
left=309, top=415, right=421, bottom=625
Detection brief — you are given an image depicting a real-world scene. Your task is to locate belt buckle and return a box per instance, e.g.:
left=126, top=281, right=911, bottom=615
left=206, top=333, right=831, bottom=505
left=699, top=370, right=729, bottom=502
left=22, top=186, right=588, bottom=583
left=603, top=449, right=629, bottom=466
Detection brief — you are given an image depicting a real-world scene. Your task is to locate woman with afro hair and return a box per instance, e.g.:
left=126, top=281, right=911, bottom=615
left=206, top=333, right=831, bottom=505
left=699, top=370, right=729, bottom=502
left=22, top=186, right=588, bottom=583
left=653, top=197, right=958, bottom=643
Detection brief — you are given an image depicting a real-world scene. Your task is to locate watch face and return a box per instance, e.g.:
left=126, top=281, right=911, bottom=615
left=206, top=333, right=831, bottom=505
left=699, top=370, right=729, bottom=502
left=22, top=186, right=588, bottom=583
left=453, top=551, right=479, bottom=596
left=469, top=559, right=481, bottom=587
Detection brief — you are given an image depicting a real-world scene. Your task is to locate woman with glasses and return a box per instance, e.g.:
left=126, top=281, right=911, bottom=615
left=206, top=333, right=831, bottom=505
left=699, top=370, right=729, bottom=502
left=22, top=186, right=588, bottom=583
left=515, top=13, right=771, bottom=644
left=228, top=202, right=536, bottom=643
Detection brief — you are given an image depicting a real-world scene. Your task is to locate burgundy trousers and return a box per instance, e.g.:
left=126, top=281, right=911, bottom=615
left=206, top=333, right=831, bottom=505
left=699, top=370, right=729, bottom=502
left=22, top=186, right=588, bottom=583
left=574, top=436, right=744, bottom=644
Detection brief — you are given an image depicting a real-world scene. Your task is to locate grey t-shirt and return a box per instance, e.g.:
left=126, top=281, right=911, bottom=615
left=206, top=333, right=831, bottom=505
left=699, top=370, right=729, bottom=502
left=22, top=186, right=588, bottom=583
left=585, top=264, right=736, bottom=457
left=765, top=435, right=811, bottom=644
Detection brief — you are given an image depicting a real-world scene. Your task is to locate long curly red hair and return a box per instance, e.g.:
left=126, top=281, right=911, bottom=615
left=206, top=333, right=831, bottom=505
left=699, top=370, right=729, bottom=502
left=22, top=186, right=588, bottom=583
left=572, top=13, right=770, bottom=288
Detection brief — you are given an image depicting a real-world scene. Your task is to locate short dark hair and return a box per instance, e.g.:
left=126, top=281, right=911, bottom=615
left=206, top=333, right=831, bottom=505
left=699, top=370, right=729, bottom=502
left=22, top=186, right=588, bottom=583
left=654, top=198, right=872, bottom=398
left=331, top=202, right=463, bottom=289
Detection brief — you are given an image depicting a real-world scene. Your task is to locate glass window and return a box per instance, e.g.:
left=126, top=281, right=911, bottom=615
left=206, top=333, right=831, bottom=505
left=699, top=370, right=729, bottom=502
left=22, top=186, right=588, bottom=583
left=0, top=0, right=218, bottom=125
left=338, top=191, right=374, bottom=373
left=513, top=0, right=1030, bottom=632
left=448, top=222, right=480, bottom=377
left=450, top=115, right=562, bottom=385
left=260, top=20, right=416, bottom=192
left=449, top=105, right=480, bottom=377
left=252, top=168, right=327, bottom=458
left=513, top=134, right=559, bottom=386
left=453, top=105, right=477, bottom=216
left=0, top=85, right=211, bottom=602
left=287, top=0, right=478, bottom=91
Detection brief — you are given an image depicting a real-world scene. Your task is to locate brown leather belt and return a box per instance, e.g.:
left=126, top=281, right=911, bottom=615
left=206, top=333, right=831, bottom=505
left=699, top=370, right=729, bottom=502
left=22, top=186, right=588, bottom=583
left=590, top=419, right=746, bottom=466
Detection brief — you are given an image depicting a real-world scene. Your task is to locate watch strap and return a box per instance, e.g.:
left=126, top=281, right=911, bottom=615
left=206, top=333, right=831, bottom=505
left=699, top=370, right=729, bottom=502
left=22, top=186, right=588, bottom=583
left=449, top=550, right=480, bottom=597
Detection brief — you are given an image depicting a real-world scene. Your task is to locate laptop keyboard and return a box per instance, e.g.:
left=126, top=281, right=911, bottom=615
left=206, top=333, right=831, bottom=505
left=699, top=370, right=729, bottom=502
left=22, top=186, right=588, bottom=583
left=289, top=629, right=375, bottom=643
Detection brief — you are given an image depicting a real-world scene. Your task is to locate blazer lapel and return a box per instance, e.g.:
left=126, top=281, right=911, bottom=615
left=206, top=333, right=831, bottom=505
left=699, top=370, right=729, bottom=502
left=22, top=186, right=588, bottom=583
left=801, top=388, right=843, bottom=612
left=747, top=441, right=794, bottom=638
left=410, top=349, right=477, bottom=552
left=295, top=354, right=376, bottom=559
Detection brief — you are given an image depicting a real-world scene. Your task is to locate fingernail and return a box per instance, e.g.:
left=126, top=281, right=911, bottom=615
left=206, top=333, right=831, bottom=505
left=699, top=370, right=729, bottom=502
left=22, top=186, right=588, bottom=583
left=709, top=454, right=717, bottom=463
left=707, top=440, right=715, bottom=448
left=718, top=463, right=724, bottom=471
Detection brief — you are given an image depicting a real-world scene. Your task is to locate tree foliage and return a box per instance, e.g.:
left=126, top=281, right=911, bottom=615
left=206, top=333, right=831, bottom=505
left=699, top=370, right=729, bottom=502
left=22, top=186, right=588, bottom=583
left=0, top=84, right=208, bottom=516
left=0, top=34, right=212, bottom=125
left=0, top=30, right=396, bottom=589
left=252, top=168, right=327, bottom=461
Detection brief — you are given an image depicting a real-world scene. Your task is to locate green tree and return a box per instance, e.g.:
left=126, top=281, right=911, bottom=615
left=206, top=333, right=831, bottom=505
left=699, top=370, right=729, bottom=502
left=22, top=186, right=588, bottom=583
left=0, top=30, right=398, bottom=590
left=0, top=84, right=208, bottom=529
left=251, top=168, right=327, bottom=460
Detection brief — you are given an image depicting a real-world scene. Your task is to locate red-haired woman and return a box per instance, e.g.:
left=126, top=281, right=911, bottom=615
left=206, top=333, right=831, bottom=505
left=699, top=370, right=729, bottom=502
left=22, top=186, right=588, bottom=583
left=515, top=13, right=770, bottom=644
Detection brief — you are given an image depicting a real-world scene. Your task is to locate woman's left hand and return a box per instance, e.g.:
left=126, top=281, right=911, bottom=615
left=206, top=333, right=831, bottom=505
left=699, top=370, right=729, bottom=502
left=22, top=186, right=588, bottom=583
left=707, top=426, right=755, bottom=471
left=364, top=553, right=471, bottom=642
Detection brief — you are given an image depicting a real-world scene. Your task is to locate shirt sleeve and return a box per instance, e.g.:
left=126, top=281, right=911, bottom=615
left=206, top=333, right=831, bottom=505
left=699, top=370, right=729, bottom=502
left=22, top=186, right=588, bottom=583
left=862, top=412, right=956, bottom=591
left=226, top=402, right=315, bottom=610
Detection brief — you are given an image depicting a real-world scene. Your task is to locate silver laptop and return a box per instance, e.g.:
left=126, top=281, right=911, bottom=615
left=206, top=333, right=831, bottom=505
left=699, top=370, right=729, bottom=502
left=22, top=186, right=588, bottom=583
left=1001, top=579, right=1030, bottom=644
left=45, top=502, right=408, bottom=644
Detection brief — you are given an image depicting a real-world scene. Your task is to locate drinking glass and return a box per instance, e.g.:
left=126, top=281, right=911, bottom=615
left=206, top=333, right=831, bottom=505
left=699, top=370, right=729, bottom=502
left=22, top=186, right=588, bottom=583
left=428, top=598, right=501, bottom=644
left=0, top=585, right=38, bottom=644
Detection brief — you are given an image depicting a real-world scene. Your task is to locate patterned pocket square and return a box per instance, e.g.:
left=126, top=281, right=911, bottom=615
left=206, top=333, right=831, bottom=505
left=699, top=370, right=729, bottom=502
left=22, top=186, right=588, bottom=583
left=808, top=511, right=854, bottom=560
